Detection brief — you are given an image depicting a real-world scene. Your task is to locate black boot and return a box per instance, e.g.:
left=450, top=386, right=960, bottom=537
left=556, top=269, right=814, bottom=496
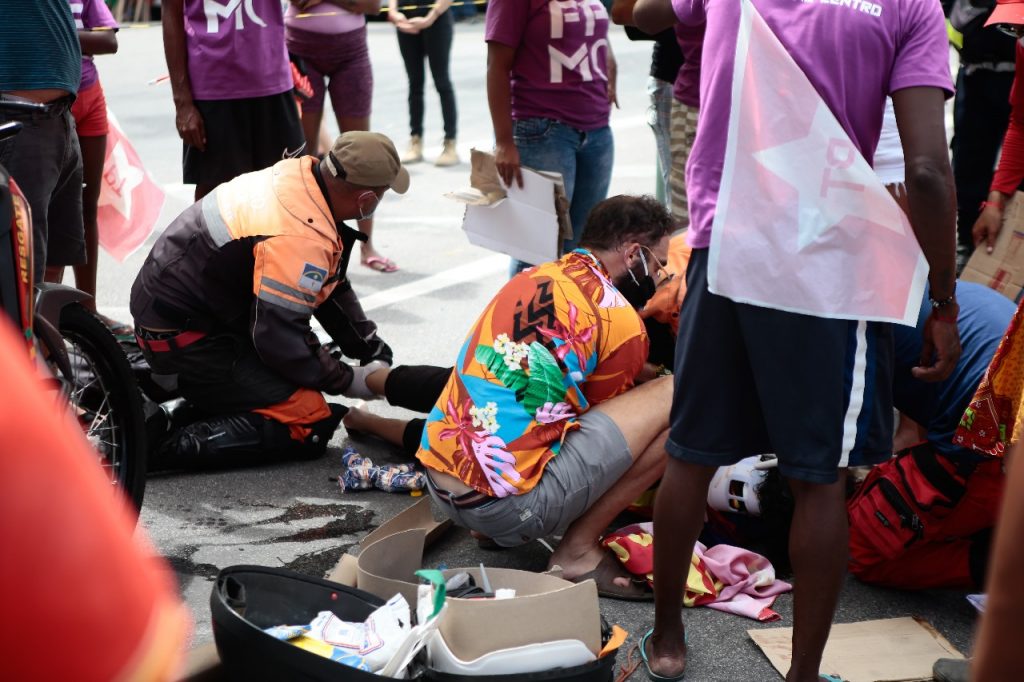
left=156, top=412, right=297, bottom=469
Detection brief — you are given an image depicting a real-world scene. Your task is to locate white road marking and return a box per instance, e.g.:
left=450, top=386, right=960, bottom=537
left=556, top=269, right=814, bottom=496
left=99, top=254, right=506, bottom=322
left=359, top=254, right=506, bottom=312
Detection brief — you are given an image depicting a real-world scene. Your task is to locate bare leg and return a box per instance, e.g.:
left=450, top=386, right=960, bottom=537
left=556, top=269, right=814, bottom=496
left=551, top=429, right=670, bottom=582
left=365, top=366, right=390, bottom=397
left=785, top=473, right=848, bottom=682
left=647, top=458, right=716, bottom=679
left=43, top=266, right=65, bottom=284
left=548, top=376, right=673, bottom=578
left=300, top=108, right=325, bottom=156
left=71, top=134, right=106, bottom=309
left=342, top=407, right=409, bottom=447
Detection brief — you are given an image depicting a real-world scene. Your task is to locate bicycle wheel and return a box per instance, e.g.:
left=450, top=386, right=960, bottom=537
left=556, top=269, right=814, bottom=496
left=57, top=303, right=148, bottom=512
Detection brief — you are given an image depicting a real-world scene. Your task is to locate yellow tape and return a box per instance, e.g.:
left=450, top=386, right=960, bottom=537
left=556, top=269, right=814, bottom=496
left=293, top=0, right=487, bottom=17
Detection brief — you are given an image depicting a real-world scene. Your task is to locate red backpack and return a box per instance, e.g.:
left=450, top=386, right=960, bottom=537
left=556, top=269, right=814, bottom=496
left=847, top=444, right=976, bottom=560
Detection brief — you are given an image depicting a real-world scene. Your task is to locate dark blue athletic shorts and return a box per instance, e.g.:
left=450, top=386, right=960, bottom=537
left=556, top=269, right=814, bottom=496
left=667, top=248, right=895, bottom=484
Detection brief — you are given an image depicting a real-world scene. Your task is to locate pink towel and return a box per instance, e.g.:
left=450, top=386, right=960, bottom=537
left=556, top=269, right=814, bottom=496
left=603, top=523, right=791, bottom=622
left=695, top=542, right=792, bottom=621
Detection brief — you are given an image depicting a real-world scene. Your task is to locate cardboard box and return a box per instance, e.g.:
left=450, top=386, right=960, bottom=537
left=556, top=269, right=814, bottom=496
left=961, top=191, right=1024, bottom=303
left=749, top=616, right=963, bottom=682
left=327, top=497, right=451, bottom=587
left=348, top=528, right=603, bottom=660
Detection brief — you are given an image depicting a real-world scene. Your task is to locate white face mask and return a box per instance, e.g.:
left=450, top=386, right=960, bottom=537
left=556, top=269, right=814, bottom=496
left=357, top=190, right=380, bottom=220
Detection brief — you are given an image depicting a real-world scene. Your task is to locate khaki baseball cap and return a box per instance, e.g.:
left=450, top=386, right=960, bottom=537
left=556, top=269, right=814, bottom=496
left=324, top=131, right=410, bottom=194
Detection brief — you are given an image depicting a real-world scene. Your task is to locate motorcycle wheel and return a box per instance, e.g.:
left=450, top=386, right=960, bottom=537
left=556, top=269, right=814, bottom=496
left=57, top=304, right=147, bottom=512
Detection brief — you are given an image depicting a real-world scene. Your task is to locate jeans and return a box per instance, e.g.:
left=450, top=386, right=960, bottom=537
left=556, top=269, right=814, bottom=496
left=510, top=117, right=614, bottom=273
left=647, top=76, right=674, bottom=206
left=951, top=66, right=1014, bottom=264
left=396, top=12, right=457, bottom=140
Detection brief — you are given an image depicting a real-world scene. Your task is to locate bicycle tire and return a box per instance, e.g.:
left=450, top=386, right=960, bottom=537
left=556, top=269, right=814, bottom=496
left=58, top=304, right=148, bottom=512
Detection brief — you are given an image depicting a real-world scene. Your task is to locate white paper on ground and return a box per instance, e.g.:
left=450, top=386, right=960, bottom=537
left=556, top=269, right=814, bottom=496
left=967, top=594, right=987, bottom=613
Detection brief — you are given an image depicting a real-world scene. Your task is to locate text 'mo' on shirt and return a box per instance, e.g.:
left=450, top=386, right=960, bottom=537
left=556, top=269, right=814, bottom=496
left=485, top=0, right=613, bottom=131
left=673, top=0, right=953, bottom=250
left=183, top=0, right=293, bottom=100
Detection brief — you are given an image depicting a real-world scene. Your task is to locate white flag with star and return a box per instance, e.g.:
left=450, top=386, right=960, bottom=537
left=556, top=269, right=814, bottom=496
left=707, top=0, right=928, bottom=325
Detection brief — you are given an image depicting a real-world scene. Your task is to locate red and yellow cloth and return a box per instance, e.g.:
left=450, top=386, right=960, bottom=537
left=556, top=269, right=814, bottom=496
left=956, top=298, right=1024, bottom=456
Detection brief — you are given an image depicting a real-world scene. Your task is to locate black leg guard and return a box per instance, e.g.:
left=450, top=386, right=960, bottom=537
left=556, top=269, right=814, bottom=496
left=296, top=403, right=348, bottom=460
left=156, top=404, right=347, bottom=469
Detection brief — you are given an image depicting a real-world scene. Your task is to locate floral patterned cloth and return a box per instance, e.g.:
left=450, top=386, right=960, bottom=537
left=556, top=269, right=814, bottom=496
left=955, top=297, right=1024, bottom=457
left=415, top=250, right=648, bottom=497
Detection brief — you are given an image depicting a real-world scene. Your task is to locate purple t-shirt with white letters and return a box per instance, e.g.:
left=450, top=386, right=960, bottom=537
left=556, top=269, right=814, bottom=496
left=672, top=0, right=953, bottom=249
left=183, top=0, right=292, bottom=101
left=485, top=0, right=612, bottom=131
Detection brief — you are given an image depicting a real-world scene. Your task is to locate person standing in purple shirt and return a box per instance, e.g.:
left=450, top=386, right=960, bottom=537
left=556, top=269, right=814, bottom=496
left=63, top=0, right=126, bottom=332
left=163, top=0, right=305, bottom=201
left=485, top=0, right=619, bottom=273
left=634, top=0, right=960, bottom=679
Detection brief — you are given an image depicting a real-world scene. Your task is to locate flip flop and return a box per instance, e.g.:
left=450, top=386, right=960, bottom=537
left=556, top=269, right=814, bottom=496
left=571, top=552, right=653, bottom=601
left=639, top=628, right=686, bottom=681
left=362, top=256, right=399, bottom=273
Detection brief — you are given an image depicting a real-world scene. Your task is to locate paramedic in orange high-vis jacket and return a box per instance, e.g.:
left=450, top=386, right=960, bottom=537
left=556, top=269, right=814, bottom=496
left=130, top=131, right=409, bottom=467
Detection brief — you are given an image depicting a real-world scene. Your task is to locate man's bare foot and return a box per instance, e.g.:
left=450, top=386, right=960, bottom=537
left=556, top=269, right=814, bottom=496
left=342, top=406, right=374, bottom=434
left=549, top=544, right=650, bottom=600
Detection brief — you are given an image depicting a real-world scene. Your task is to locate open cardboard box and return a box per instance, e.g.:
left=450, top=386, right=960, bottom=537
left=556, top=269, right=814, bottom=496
left=339, top=527, right=602, bottom=661
left=961, top=190, right=1024, bottom=303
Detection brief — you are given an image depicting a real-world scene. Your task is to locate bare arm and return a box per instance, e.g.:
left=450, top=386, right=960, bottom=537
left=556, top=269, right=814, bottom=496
left=162, top=0, right=206, bottom=150
left=407, top=0, right=453, bottom=28
left=315, top=0, right=383, bottom=14
left=634, top=0, right=677, bottom=33
left=78, top=30, right=118, bottom=56
left=892, top=86, right=960, bottom=382
left=487, top=42, right=523, bottom=188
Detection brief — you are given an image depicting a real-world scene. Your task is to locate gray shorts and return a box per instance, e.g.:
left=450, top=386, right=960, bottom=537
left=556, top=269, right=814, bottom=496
left=426, top=410, right=633, bottom=547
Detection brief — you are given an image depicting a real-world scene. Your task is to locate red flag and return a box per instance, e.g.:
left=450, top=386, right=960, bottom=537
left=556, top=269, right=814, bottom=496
left=97, top=110, right=165, bottom=262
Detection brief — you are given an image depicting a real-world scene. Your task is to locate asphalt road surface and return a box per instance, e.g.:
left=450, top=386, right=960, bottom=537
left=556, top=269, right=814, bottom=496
left=87, top=21, right=979, bottom=681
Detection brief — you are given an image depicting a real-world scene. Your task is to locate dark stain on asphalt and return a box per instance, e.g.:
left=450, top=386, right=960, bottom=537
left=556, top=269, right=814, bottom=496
left=257, top=511, right=376, bottom=544
left=257, top=502, right=372, bottom=525
left=166, top=545, right=221, bottom=582
left=283, top=545, right=352, bottom=577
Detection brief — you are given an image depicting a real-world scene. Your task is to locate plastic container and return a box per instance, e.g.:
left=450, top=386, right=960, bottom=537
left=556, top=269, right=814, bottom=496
left=210, top=565, right=401, bottom=682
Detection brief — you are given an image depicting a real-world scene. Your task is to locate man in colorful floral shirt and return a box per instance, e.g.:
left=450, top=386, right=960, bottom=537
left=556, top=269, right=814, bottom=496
left=416, top=195, right=675, bottom=599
